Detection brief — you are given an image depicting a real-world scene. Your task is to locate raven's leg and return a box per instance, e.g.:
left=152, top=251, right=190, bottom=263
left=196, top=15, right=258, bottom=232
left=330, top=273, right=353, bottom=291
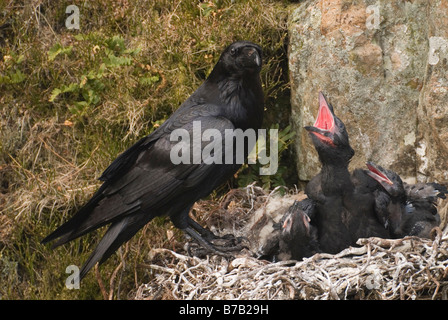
left=187, top=216, right=248, bottom=249
left=170, top=208, right=216, bottom=240
left=182, top=226, right=233, bottom=257
left=187, top=217, right=216, bottom=241
left=171, top=210, right=246, bottom=255
left=182, top=225, right=247, bottom=255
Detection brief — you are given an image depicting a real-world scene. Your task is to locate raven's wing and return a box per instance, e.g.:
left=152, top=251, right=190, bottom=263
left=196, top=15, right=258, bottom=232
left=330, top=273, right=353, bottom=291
left=404, top=182, right=448, bottom=214
left=98, top=102, right=220, bottom=182
left=78, top=212, right=149, bottom=280
left=42, top=103, right=236, bottom=247
left=372, top=189, right=392, bottom=228
left=405, top=182, right=447, bottom=202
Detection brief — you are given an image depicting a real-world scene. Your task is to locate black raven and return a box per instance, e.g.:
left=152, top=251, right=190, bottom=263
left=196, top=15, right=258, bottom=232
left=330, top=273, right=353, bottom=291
left=304, top=92, right=389, bottom=253
left=256, top=198, right=319, bottom=262
left=304, top=92, right=357, bottom=253
left=277, top=199, right=319, bottom=261
left=42, top=41, right=264, bottom=280
left=365, top=161, right=445, bottom=238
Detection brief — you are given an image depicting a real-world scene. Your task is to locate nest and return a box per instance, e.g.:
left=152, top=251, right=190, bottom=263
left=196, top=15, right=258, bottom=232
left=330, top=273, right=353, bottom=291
left=134, top=185, right=448, bottom=300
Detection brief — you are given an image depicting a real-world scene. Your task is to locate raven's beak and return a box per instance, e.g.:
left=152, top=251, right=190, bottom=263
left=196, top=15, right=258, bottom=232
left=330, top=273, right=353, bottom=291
left=254, top=52, right=261, bottom=67
left=247, top=47, right=261, bottom=67
left=282, top=213, right=293, bottom=234
left=366, top=161, right=394, bottom=185
left=302, top=212, right=311, bottom=236
left=313, top=92, right=335, bottom=133
left=305, top=92, right=337, bottom=146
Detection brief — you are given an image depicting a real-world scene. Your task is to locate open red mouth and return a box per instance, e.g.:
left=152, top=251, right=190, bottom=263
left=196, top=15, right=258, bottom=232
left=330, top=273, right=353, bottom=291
left=314, top=92, right=335, bottom=132
left=310, top=132, right=335, bottom=147
left=308, top=92, right=336, bottom=146
left=366, top=162, right=394, bottom=185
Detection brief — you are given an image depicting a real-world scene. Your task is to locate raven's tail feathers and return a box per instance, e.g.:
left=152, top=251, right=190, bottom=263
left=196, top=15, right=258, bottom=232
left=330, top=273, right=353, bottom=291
left=79, top=214, right=150, bottom=280
left=41, top=184, right=109, bottom=246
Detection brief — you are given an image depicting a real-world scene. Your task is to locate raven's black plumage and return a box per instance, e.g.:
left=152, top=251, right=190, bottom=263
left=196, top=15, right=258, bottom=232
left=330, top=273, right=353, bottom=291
left=42, top=41, right=264, bottom=280
left=304, top=92, right=356, bottom=253
left=304, top=93, right=388, bottom=254
left=365, top=161, right=445, bottom=238
left=256, top=198, right=319, bottom=262
left=278, top=199, right=319, bottom=260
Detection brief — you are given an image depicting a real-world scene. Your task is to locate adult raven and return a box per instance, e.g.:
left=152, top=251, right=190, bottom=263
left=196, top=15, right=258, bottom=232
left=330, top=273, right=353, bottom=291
left=42, top=41, right=264, bottom=280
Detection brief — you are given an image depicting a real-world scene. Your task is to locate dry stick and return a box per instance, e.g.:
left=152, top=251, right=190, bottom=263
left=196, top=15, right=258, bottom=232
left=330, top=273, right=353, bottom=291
left=95, top=263, right=108, bottom=300
left=108, top=243, right=130, bottom=300
left=108, top=261, right=124, bottom=300
left=38, top=137, right=76, bottom=168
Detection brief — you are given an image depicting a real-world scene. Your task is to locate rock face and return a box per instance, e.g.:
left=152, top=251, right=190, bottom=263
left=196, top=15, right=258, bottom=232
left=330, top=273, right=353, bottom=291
left=289, top=0, right=448, bottom=184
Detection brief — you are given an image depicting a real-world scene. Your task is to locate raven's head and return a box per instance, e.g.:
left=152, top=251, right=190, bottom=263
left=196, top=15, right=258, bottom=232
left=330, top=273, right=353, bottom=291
left=305, top=92, right=354, bottom=164
left=281, top=201, right=311, bottom=241
left=218, top=41, right=262, bottom=76
left=366, top=161, right=405, bottom=198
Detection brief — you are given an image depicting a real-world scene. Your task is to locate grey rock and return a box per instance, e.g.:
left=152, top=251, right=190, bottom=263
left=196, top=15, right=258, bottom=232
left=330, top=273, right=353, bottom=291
left=289, top=0, right=448, bottom=183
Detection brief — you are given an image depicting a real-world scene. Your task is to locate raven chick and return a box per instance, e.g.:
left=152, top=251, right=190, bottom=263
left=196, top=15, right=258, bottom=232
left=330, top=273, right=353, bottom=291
left=42, top=41, right=264, bottom=280
left=304, top=93, right=389, bottom=254
left=365, top=161, right=445, bottom=238
left=278, top=199, right=319, bottom=261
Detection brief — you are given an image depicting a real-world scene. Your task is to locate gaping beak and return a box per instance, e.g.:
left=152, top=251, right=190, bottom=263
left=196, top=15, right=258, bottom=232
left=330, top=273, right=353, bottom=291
left=282, top=213, right=293, bottom=234
left=366, top=161, right=394, bottom=185
left=305, top=92, right=337, bottom=146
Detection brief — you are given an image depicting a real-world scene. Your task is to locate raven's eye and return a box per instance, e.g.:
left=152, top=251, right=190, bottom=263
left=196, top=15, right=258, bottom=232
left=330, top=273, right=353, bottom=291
left=230, top=48, right=237, bottom=56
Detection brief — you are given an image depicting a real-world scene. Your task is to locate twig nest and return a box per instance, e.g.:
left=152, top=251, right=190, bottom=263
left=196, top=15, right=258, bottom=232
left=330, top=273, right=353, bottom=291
left=135, top=186, right=448, bottom=300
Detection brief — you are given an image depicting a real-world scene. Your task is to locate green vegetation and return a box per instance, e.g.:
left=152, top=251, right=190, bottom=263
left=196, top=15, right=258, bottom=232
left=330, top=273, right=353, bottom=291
left=238, top=124, right=295, bottom=192
left=0, top=0, right=294, bottom=299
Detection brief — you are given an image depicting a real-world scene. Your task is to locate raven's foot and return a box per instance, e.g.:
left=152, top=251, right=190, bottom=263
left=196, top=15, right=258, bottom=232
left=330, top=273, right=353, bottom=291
left=208, top=233, right=249, bottom=249
left=183, top=226, right=249, bottom=258
left=185, top=241, right=247, bottom=258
